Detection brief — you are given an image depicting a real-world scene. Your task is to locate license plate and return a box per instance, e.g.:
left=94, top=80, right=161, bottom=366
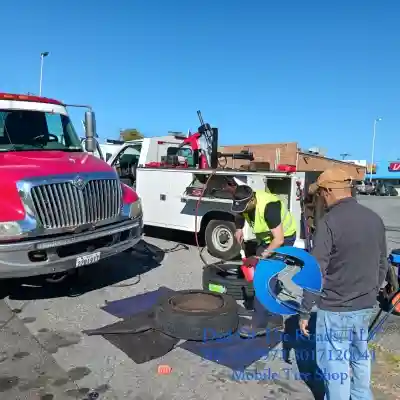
left=76, top=252, right=101, bottom=267
left=208, top=283, right=227, bottom=294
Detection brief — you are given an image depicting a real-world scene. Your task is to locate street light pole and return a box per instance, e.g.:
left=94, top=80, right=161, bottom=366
left=39, top=51, right=49, bottom=96
left=370, top=117, right=382, bottom=182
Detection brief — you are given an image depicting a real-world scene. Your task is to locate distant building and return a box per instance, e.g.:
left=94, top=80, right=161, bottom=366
left=364, top=160, right=400, bottom=189
left=345, top=160, right=367, bottom=167
left=218, top=142, right=365, bottom=180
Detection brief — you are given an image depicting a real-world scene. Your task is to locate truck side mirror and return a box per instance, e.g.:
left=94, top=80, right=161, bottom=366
left=84, top=111, right=97, bottom=153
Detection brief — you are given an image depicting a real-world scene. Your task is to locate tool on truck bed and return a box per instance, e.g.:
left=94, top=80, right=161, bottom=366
left=185, top=110, right=255, bottom=169
left=145, top=110, right=254, bottom=169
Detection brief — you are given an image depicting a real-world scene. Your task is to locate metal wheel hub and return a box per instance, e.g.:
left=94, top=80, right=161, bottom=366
left=212, top=226, right=234, bottom=252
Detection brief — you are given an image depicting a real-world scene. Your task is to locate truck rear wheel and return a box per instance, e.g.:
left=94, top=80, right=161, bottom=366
left=205, top=220, right=240, bottom=261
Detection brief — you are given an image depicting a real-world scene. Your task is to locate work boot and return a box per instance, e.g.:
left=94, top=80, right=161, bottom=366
left=239, top=324, right=266, bottom=338
left=239, top=316, right=284, bottom=339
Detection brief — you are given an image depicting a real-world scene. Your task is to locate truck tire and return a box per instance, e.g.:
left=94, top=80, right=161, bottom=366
left=154, top=290, right=239, bottom=341
left=202, top=264, right=254, bottom=301
left=205, top=220, right=241, bottom=261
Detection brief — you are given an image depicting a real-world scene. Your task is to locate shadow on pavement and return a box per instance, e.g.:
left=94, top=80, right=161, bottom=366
left=144, top=225, right=200, bottom=246
left=283, top=314, right=325, bottom=400
left=144, top=225, right=243, bottom=261
left=0, top=240, right=165, bottom=301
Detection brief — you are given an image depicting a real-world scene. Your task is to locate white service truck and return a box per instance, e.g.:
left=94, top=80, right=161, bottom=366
left=95, top=135, right=307, bottom=260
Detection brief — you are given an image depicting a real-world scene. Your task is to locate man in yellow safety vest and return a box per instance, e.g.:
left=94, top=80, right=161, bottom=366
left=232, top=185, right=297, bottom=337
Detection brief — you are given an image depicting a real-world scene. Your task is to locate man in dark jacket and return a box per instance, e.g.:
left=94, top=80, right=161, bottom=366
left=299, top=168, right=388, bottom=400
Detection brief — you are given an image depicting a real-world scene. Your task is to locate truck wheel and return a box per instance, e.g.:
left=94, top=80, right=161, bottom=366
left=205, top=220, right=240, bottom=261
left=154, top=290, right=239, bottom=341
left=202, top=263, right=254, bottom=301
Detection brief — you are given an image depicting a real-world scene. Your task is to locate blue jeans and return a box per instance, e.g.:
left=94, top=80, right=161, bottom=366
left=316, top=308, right=374, bottom=400
left=252, top=234, right=296, bottom=326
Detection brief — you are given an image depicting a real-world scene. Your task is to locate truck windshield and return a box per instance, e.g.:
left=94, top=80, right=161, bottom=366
left=0, top=109, right=83, bottom=152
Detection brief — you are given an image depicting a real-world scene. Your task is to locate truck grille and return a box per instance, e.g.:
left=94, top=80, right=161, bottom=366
left=30, top=179, right=122, bottom=229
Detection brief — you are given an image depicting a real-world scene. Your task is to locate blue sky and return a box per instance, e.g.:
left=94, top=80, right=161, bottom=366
left=2, top=0, right=400, bottom=161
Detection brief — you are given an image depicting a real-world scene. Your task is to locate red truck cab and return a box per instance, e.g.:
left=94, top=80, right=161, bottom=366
left=0, top=93, right=143, bottom=279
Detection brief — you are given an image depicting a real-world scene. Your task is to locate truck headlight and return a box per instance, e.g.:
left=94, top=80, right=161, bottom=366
left=129, top=198, right=142, bottom=219
left=0, top=222, right=24, bottom=240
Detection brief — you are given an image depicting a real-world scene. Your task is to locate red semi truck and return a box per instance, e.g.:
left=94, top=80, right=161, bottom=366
left=0, top=93, right=143, bottom=280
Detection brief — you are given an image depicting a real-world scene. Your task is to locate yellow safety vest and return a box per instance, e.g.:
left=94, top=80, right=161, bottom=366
left=243, top=190, right=297, bottom=244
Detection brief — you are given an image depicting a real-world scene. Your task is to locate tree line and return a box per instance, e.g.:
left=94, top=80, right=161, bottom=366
left=119, top=128, right=144, bottom=141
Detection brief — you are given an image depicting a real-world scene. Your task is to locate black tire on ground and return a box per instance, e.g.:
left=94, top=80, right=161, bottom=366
left=205, top=220, right=241, bottom=261
left=202, top=264, right=254, bottom=301
left=154, top=290, right=239, bottom=341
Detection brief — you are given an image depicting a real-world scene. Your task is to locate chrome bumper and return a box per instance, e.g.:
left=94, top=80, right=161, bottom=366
left=0, top=217, right=143, bottom=279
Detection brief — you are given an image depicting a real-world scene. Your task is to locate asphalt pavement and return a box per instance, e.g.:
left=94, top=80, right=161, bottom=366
left=0, top=236, right=312, bottom=400
left=0, top=196, right=399, bottom=400
left=357, top=196, right=400, bottom=359
left=357, top=195, right=400, bottom=252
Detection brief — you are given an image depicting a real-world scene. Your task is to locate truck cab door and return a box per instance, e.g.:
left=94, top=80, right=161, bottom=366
left=110, top=144, right=141, bottom=187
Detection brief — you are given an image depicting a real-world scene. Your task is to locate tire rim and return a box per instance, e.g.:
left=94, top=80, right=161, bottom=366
left=212, top=225, right=234, bottom=253
left=169, top=292, right=224, bottom=312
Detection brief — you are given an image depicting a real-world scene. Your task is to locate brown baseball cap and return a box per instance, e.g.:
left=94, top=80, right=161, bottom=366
left=309, top=168, right=353, bottom=194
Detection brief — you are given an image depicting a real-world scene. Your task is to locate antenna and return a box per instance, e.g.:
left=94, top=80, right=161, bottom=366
left=340, top=153, right=351, bottom=160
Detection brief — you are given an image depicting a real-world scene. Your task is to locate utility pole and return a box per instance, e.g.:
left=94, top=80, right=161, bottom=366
left=340, top=153, right=351, bottom=160
left=39, top=51, right=50, bottom=96
left=370, top=117, right=382, bottom=181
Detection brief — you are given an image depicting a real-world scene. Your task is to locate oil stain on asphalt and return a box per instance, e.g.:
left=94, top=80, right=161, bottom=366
left=18, top=366, right=92, bottom=391
left=40, top=394, right=54, bottom=400
left=0, top=352, right=7, bottom=363
left=18, top=373, right=53, bottom=391
left=35, top=330, right=82, bottom=354
left=21, top=317, right=36, bottom=324
left=67, top=366, right=92, bottom=381
left=0, top=376, right=20, bottom=392
left=64, top=384, right=110, bottom=398
left=12, top=351, right=30, bottom=360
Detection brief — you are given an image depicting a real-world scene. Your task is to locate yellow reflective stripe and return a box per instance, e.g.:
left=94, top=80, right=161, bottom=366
left=281, top=206, right=293, bottom=233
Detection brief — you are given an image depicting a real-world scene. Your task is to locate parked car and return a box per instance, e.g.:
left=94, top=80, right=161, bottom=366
left=356, top=180, right=375, bottom=195
left=388, top=185, right=398, bottom=196
left=375, top=182, right=398, bottom=196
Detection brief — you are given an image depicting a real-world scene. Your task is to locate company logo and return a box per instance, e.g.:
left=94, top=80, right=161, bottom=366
left=72, top=176, right=86, bottom=190
left=389, top=162, right=400, bottom=172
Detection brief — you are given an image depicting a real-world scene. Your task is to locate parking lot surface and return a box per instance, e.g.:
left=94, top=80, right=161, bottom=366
left=0, top=196, right=399, bottom=400
left=1, top=237, right=313, bottom=400
left=357, top=196, right=400, bottom=252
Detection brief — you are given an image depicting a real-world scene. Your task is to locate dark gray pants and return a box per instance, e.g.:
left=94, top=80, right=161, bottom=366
left=252, top=234, right=296, bottom=327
